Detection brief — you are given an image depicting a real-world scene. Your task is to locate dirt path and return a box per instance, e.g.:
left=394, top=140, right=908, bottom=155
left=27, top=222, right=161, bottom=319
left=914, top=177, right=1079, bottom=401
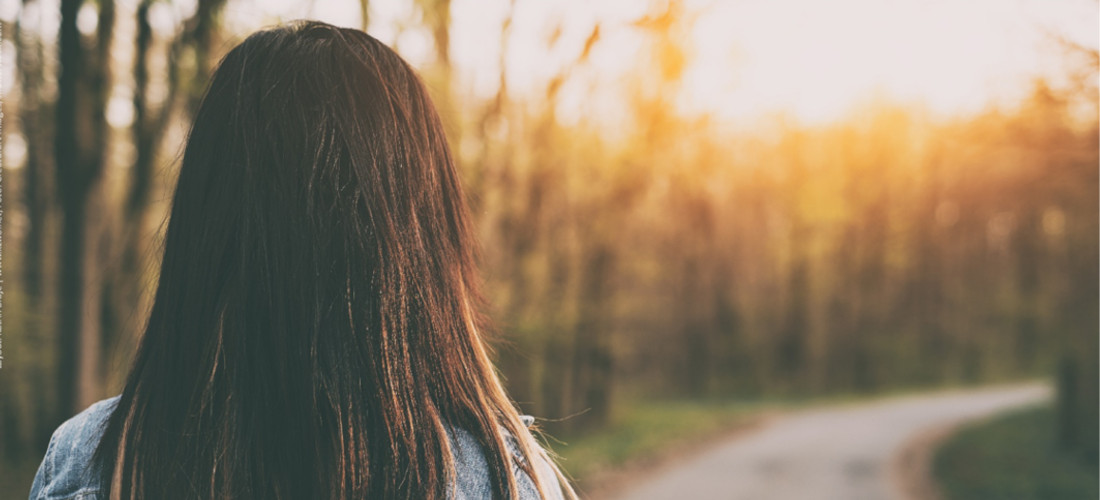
left=600, top=383, right=1050, bottom=500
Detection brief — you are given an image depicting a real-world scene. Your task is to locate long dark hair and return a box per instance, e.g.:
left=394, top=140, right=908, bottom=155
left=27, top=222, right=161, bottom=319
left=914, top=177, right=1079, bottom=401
left=93, top=21, right=572, bottom=499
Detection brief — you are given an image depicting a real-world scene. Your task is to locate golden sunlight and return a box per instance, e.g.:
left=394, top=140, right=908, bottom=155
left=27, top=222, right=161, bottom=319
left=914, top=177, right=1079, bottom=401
left=448, top=0, right=1097, bottom=125
left=209, top=0, right=1096, bottom=126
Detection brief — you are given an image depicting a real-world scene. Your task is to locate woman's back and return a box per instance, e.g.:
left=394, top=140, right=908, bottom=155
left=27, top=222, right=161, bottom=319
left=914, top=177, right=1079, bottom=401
left=30, top=20, right=574, bottom=499
left=30, top=398, right=558, bottom=499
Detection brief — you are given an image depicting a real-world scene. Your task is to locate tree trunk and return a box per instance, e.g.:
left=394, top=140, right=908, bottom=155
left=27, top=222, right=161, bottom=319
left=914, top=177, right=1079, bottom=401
left=568, top=246, right=615, bottom=431
left=53, top=0, right=114, bottom=421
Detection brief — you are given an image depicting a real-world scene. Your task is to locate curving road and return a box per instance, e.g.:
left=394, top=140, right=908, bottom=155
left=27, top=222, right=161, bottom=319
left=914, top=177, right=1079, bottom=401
left=606, top=383, right=1050, bottom=500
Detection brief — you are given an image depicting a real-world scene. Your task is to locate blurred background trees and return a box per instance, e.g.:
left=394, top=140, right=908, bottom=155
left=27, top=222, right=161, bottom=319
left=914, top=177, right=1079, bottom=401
left=1, top=0, right=1096, bottom=491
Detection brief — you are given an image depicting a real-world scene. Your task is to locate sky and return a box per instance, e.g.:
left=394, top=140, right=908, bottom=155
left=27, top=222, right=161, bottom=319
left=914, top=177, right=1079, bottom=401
left=674, top=0, right=1098, bottom=124
left=4, top=0, right=1098, bottom=127
left=396, top=0, right=1098, bottom=126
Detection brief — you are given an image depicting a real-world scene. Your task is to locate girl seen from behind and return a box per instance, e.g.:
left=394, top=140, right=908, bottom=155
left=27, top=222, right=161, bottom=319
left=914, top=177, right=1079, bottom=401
left=30, top=20, right=574, bottom=500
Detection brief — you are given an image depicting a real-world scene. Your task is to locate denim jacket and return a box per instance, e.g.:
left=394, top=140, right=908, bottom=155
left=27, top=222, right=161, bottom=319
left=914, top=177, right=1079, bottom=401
left=29, top=397, right=561, bottom=499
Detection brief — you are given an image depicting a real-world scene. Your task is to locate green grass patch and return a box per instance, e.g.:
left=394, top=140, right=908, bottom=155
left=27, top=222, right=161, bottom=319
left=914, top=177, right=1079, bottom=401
left=1, top=457, right=42, bottom=499
left=934, top=405, right=1098, bottom=500
left=545, top=400, right=777, bottom=485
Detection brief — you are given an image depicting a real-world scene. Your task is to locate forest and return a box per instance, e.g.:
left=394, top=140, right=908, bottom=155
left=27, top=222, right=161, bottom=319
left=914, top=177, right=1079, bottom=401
left=1, top=0, right=1097, bottom=491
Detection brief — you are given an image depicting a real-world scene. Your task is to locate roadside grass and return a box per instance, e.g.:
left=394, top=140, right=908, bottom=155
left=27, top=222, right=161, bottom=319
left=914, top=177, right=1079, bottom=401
left=1, top=457, right=41, bottom=499
left=934, top=404, right=1098, bottom=500
left=543, top=399, right=781, bottom=487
